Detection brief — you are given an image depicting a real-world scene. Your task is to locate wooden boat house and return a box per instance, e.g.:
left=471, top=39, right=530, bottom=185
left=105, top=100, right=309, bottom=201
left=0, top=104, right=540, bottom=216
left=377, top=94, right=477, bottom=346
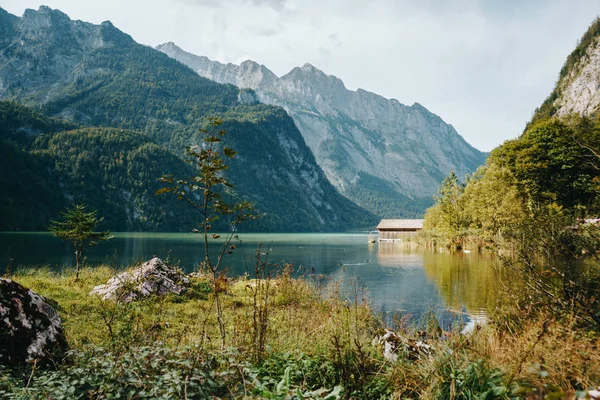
left=377, top=219, right=424, bottom=241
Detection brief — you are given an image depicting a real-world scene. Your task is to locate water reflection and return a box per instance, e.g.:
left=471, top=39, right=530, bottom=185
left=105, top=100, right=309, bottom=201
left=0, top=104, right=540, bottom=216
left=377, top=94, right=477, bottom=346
left=0, top=232, right=501, bottom=327
left=422, top=250, right=501, bottom=313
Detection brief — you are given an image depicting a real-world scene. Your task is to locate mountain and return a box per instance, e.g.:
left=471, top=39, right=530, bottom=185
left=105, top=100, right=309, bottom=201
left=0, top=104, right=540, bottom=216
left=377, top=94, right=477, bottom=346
left=0, top=6, right=377, bottom=232
left=531, top=18, right=600, bottom=124
left=0, top=101, right=201, bottom=231
left=157, top=42, right=487, bottom=218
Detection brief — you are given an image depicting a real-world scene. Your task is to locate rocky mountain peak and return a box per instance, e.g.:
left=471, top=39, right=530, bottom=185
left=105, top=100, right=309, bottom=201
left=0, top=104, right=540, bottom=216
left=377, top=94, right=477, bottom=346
left=280, top=63, right=347, bottom=104
left=284, top=63, right=341, bottom=83
left=239, top=60, right=277, bottom=86
left=157, top=41, right=179, bottom=51
left=22, top=6, right=71, bottom=29
left=240, top=59, right=260, bottom=68
left=301, top=62, right=319, bottom=72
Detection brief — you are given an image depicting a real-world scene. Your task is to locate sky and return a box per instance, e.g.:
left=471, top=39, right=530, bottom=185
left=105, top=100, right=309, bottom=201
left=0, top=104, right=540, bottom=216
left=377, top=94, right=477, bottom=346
left=2, top=0, right=600, bottom=151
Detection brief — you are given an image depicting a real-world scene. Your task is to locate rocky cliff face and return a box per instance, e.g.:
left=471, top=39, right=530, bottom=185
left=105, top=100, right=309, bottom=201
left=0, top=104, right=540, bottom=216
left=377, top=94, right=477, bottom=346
left=531, top=19, right=600, bottom=123
left=555, top=36, right=600, bottom=116
left=0, top=6, right=123, bottom=103
left=157, top=42, right=487, bottom=217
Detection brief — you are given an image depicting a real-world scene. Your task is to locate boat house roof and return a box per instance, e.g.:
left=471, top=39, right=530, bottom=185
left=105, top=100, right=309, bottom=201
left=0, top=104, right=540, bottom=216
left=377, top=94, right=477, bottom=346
left=376, top=219, right=424, bottom=230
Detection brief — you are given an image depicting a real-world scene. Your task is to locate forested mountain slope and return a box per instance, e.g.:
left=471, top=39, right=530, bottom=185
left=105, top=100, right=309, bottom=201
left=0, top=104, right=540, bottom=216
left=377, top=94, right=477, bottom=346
left=0, top=101, right=199, bottom=231
left=0, top=6, right=377, bottom=232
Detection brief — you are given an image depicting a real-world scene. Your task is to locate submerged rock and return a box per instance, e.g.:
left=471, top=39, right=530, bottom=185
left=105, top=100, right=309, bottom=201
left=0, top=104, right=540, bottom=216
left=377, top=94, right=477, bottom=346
left=90, top=257, right=189, bottom=302
left=0, top=278, right=67, bottom=366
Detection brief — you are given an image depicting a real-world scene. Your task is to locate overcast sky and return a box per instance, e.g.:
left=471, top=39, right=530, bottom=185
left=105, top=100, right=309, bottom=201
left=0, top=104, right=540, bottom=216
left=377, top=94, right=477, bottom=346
left=2, top=0, right=600, bottom=151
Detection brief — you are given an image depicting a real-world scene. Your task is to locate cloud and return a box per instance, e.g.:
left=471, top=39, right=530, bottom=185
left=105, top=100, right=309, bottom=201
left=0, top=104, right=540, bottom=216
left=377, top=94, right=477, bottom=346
left=244, top=21, right=284, bottom=36
left=327, top=33, right=342, bottom=47
left=4, top=0, right=599, bottom=151
left=177, top=0, right=287, bottom=11
left=249, top=0, right=286, bottom=11
left=177, top=0, right=220, bottom=7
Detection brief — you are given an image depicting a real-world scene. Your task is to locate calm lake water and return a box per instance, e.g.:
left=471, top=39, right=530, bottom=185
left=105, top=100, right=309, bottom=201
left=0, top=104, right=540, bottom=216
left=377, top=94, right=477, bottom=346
left=0, top=232, right=499, bottom=328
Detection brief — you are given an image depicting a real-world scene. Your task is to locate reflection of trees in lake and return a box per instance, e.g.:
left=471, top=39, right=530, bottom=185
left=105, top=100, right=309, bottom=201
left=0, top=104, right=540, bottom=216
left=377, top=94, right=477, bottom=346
left=422, top=251, right=501, bottom=313
left=376, top=242, right=424, bottom=267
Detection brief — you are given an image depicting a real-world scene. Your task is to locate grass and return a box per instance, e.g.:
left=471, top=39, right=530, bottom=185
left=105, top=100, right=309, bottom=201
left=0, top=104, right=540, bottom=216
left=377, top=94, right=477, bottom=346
left=2, top=264, right=600, bottom=399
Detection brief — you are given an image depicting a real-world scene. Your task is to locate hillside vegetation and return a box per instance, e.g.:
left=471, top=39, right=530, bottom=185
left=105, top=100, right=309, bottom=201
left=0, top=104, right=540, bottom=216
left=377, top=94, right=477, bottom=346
left=422, top=21, right=600, bottom=390
left=0, top=101, right=198, bottom=231
left=0, top=6, right=376, bottom=232
left=2, top=265, right=599, bottom=399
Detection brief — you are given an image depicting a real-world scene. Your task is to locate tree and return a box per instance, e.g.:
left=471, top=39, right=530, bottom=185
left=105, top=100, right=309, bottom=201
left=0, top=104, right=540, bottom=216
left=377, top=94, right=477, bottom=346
left=157, top=118, right=255, bottom=348
left=426, top=171, right=471, bottom=248
left=493, top=119, right=599, bottom=214
left=49, top=204, right=111, bottom=280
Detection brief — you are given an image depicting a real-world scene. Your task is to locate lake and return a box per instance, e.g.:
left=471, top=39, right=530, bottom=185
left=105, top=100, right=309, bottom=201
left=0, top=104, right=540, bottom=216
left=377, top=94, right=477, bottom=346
left=0, top=232, right=499, bottom=329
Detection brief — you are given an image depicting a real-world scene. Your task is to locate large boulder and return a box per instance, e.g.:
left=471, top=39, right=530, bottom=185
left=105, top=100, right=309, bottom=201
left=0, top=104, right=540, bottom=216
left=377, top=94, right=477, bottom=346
left=90, top=257, right=189, bottom=302
left=0, top=278, right=67, bottom=366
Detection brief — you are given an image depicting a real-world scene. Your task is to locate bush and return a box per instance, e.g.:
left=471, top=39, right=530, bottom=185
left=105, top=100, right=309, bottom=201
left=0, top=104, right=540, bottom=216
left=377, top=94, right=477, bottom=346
left=0, top=346, right=241, bottom=399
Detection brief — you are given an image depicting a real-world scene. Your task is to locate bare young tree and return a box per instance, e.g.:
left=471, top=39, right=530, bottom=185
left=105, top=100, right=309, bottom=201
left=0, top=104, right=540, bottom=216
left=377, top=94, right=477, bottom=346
left=157, top=118, right=255, bottom=348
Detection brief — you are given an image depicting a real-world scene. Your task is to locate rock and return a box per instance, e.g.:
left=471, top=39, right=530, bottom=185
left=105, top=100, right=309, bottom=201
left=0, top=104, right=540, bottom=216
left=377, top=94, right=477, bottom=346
left=372, top=328, right=431, bottom=362
left=555, top=36, right=600, bottom=117
left=0, top=278, right=67, bottom=366
left=90, top=257, right=189, bottom=302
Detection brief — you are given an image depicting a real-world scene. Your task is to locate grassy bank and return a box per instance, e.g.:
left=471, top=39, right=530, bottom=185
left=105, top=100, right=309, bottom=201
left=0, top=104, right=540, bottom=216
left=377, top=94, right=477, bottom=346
left=1, top=265, right=599, bottom=399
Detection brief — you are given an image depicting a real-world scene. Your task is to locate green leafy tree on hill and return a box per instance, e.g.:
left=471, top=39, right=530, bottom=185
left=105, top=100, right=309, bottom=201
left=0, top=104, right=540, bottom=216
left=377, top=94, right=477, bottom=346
left=49, top=204, right=111, bottom=280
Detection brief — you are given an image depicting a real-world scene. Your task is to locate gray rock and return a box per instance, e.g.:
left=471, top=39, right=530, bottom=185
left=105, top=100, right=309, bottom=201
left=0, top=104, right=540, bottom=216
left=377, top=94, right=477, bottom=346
left=90, top=257, right=189, bottom=302
left=555, top=36, right=600, bottom=117
left=372, top=328, right=431, bottom=362
left=0, top=278, right=67, bottom=366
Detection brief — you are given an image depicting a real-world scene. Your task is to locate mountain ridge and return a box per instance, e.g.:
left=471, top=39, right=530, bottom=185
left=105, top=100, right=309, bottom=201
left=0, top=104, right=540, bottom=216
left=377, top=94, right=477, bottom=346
left=0, top=6, right=377, bottom=232
left=157, top=42, right=487, bottom=218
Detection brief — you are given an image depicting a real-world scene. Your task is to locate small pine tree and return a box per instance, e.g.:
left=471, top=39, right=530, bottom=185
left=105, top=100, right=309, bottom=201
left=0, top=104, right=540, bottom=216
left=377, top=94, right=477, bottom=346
left=49, top=204, right=111, bottom=280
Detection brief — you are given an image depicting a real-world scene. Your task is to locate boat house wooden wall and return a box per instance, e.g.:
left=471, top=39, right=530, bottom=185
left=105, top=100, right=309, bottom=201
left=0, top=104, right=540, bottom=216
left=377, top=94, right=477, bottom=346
left=377, top=219, right=424, bottom=241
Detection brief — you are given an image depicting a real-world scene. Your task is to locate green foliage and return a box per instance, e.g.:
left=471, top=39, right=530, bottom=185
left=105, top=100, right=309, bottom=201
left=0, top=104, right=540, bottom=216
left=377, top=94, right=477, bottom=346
left=50, top=204, right=111, bottom=278
left=423, top=172, right=472, bottom=249
left=0, top=346, right=238, bottom=399
left=343, top=172, right=432, bottom=219
left=433, top=359, right=508, bottom=400
left=425, top=116, right=600, bottom=247
left=491, top=118, right=599, bottom=213
left=250, top=350, right=389, bottom=399
left=0, top=140, right=65, bottom=230
left=459, top=164, right=525, bottom=244
left=34, top=127, right=199, bottom=231
left=0, top=100, right=77, bottom=149
left=0, top=102, right=201, bottom=231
